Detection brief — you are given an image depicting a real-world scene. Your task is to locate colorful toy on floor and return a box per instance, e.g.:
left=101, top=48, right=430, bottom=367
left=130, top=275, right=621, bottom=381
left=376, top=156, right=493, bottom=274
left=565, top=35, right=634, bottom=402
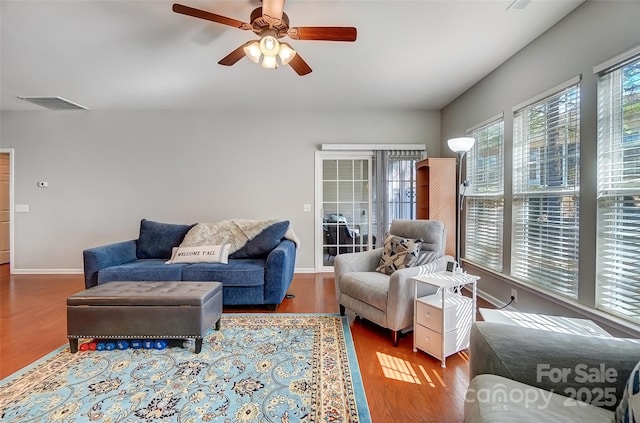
left=78, top=338, right=177, bottom=352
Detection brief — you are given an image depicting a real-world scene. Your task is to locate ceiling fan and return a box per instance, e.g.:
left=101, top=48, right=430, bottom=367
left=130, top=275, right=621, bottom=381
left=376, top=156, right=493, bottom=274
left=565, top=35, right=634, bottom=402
left=172, top=0, right=357, bottom=76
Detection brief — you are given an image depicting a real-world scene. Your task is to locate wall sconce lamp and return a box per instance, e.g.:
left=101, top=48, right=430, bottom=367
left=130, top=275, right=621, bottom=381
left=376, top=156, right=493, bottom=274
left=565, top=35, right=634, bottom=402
left=447, top=136, right=476, bottom=269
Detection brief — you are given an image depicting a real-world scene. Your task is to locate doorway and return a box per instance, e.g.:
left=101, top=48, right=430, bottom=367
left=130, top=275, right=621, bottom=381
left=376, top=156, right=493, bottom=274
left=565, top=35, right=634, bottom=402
left=315, top=152, right=374, bottom=271
left=0, top=150, right=12, bottom=266
left=315, top=147, right=426, bottom=272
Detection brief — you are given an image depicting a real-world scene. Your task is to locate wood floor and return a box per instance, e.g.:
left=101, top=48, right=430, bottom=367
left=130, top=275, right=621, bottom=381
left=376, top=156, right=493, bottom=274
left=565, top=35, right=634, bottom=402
left=0, top=264, right=489, bottom=422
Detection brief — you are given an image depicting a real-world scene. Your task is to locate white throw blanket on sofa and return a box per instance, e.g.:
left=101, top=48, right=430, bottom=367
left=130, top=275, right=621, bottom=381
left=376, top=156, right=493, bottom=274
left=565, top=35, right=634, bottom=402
left=179, top=219, right=300, bottom=255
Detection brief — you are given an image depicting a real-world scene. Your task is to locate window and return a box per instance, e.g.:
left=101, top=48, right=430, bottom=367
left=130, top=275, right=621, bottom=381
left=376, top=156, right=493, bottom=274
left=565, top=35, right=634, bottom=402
left=465, top=116, right=504, bottom=271
left=512, top=79, right=581, bottom=297
left=596, top=54, right=640, bottom=324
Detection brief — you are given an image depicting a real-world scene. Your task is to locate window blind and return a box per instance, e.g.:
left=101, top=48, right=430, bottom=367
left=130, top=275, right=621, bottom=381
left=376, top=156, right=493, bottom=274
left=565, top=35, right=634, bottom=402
left=465, top=118, right=504, bottom=271
left=512, top=82, right=580, bottom=297
left=596, top=55, right=640, bottom=324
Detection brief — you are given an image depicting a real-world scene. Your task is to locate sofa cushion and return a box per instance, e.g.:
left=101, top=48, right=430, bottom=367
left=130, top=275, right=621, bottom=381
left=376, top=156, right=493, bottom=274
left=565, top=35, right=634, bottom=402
left=137, top=219, right=194, bottom=259
left=182, top=259, right=266, bottom=287
left=376, top=234, right=422, bottom=275
left=615, top=359, right=640, bottom=423
left=230, top=220, right=290, bottom=259
left=166, top=245, right=230, bottom=264
left=97, top=259, right=189, bottom=283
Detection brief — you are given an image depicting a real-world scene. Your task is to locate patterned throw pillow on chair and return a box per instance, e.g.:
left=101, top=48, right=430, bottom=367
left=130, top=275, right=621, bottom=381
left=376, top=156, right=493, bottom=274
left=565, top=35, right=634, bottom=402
left=616, top=359, right=640, bottom=423
left=376, top=234, right=423, bottom=275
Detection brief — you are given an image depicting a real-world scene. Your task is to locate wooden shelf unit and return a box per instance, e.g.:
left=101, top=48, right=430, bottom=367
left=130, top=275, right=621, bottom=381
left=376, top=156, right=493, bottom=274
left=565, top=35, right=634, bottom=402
left=415, top=158, right=456, bottom=257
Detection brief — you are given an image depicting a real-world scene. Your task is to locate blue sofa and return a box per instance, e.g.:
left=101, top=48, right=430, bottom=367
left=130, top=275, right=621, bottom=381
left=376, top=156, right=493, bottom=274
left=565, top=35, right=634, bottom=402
left=83, top=219, right=297, bottom=309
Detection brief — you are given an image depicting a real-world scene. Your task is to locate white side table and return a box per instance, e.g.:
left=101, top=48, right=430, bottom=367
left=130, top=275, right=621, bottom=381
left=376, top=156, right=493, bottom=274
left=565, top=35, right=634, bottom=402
left=412, top=271, right=480, bottom=368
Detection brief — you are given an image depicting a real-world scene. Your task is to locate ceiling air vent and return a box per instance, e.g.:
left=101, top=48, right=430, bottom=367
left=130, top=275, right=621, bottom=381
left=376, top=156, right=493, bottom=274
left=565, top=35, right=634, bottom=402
left=17, top=96, right=89, bottom=110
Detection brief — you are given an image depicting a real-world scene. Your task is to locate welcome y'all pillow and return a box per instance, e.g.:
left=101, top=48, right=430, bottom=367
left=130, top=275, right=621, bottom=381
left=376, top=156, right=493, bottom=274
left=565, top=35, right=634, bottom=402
left=165, top=244, right=230, bottom=264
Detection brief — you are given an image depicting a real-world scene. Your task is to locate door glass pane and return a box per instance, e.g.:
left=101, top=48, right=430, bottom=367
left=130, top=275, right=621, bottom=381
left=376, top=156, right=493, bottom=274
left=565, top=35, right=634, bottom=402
left=323, top=181, right=337, bottom=202
left=323, top=160, right=337, bottom=179
left=338, top=181, right=353, bottom=202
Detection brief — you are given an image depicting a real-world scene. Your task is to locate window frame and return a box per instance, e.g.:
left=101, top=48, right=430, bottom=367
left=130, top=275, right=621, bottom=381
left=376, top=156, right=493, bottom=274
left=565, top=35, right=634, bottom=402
left=595, top=50, right=640, bottom=325
left=511, top=77, right=581, bottom=298
left=464, top=114, right=505, bottom=272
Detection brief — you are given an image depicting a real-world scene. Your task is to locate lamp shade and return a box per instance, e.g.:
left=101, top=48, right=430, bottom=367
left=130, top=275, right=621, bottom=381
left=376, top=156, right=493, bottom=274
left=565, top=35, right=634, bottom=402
left=243, top=41, right=261, bottom=64
left=447, top=137, right=476, bottom=154
left=259, top=35, right=280, bottom=56
left=278, top=43, right=297, bottom=65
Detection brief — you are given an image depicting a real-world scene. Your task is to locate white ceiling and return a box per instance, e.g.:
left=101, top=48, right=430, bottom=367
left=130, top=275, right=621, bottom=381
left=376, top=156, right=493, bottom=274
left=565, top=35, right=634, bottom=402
left=0, top=0, right=584, bottom=112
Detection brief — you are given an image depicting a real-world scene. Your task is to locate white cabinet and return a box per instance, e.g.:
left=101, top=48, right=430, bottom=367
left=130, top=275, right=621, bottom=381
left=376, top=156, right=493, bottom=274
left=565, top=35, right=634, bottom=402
left=412, top=271, right=479, bottom=368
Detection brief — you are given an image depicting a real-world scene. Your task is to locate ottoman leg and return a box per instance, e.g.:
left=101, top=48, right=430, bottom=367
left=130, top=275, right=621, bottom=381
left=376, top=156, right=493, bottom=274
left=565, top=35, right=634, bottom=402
left=195, top=338, right=203, bottom=354
left=215, top=318, right=221, bottom=331
left=69, top=338, right=79, bottom=353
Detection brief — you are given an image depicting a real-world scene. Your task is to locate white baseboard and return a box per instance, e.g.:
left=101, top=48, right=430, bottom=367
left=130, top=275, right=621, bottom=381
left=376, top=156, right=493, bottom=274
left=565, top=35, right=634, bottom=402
left=475, top=288, right=518, bottom=312
left=12, top=267, right=318, bottom=275
left=11, top=268, right=84, bottom=275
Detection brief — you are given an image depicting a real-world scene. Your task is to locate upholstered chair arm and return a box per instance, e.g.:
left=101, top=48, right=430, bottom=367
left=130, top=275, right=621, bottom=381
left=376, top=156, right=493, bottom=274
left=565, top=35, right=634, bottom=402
left=386, top=256, right=449, bottom=332
left=264, top=239, right=297, bottom=306
left=83, top=240, right=138, bottom=289
left=334, top=248, right=384, bottom=298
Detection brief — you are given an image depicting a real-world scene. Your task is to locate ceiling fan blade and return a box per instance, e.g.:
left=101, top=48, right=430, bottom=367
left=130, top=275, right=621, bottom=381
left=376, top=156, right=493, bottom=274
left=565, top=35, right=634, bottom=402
left=288, top=27, right=357, bottom=42
left=172, top=4, right=251, bottom=30
left=261, top=0, right=285, bottom=23
left=289, top=53, right=312, bottom=76
left=218, top=43, right=250, bottom=66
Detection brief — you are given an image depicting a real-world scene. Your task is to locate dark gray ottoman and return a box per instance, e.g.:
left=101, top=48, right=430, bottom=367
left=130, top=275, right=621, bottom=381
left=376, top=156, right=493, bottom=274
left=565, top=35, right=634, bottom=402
left=67, top=281, right=222, bottom=354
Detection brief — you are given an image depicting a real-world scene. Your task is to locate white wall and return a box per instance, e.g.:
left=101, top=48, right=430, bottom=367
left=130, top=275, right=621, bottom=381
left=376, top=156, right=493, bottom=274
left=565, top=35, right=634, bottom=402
left=0, top=109, right=441, bottom=271
left=441, top=0, right=640, bottom=336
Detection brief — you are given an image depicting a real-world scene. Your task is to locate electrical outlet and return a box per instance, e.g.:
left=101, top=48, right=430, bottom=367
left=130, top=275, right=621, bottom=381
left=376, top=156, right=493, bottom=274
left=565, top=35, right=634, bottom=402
left=511, top=288, right=518, bottom=303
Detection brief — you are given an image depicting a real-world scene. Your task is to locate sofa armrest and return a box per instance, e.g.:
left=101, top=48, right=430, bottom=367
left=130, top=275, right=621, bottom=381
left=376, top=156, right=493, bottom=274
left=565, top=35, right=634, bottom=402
left=83, top=240, right=138, bottom=289
left=470, top=321, right=640, bottom=410
left=386, top=256, right=449, bottom=331
left=263, top=239, right=297, bottom=305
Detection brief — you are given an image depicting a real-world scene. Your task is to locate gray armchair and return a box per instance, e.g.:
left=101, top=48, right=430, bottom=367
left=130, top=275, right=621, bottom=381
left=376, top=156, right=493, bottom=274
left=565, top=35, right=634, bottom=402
left=334, top=219, right=450, bottom=346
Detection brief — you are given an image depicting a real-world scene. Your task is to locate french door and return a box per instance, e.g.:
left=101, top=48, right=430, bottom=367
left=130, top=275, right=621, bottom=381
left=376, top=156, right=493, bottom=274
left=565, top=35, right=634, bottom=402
left=316, top=152, right=374, bottom=271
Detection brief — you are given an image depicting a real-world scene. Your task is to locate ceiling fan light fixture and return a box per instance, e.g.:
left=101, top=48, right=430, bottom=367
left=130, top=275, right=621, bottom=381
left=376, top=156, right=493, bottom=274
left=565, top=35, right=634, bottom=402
left=243, top=41, right=261, bottom=63
left=278, top=42, right=297, bottom=65
left=259, top=35, right=280, bottom=56
left=261, top=54, right=278, bottom=69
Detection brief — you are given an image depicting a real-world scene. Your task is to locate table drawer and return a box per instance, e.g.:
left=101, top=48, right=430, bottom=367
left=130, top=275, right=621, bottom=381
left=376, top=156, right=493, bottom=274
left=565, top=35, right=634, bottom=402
left=416, top=294, right=473, bottom=332
left=415, top=324, right=442, bottom=357
left=415, top=323, right=472, bottom=359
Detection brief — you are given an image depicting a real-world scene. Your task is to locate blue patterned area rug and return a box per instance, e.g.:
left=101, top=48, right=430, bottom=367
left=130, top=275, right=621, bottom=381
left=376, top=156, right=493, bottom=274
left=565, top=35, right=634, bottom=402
left=0, top=313, right=371, bottom=422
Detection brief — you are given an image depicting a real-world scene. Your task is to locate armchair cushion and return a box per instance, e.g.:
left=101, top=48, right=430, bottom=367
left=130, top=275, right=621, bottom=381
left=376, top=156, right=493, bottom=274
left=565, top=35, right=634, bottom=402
left=376, top=234, right=423, bottom=275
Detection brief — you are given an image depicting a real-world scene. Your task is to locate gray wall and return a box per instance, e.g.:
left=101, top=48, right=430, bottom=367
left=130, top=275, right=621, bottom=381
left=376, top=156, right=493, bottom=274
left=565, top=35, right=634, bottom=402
left=0, top=109, right=441, bottom=271
left=441, top=0, right=640, bottom=336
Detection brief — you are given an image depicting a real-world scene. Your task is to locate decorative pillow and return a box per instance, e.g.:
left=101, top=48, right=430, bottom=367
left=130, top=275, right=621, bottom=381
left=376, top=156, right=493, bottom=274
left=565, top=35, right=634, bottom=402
left=376, top=234, right=423, bottom=275
left=230, top=220, right=290, bottom=259
left=615, top=359, right=640, bottom=423
left=165, top=244, right=230, bottom=264
left=136, top=219, right=195, bottom=259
